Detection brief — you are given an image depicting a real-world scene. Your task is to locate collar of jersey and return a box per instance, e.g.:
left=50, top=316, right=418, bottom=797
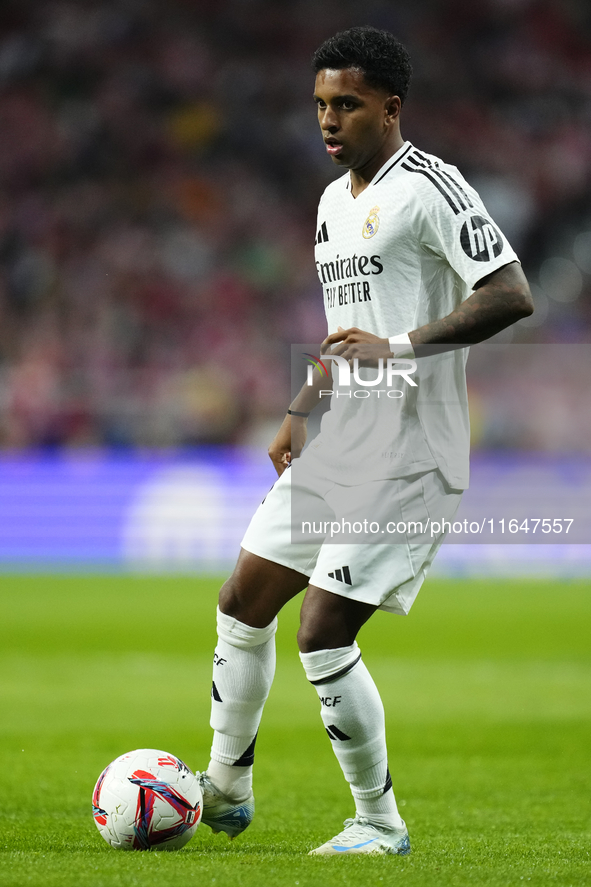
left=346, top=141, right=414, bottom=193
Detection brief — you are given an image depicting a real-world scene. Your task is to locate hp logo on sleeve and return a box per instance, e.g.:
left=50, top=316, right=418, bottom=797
left=460, top=215, right=504, bottom=262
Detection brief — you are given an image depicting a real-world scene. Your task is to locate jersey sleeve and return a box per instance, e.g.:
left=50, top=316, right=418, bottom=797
left=407, top=165, right=519, bottom=291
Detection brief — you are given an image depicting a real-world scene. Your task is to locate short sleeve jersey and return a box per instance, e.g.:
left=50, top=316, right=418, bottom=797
left=307, top=141, right=519, bottom=489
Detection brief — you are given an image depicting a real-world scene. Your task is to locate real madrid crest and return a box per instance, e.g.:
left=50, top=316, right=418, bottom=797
left=362, top=205, right=380, bottom=239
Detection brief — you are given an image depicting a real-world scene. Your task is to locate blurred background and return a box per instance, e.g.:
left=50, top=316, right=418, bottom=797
left=0, top=0, right=590, bottom=571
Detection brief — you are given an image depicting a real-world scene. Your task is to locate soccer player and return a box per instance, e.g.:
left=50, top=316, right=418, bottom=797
left=199, top=26, right=533, bottom=855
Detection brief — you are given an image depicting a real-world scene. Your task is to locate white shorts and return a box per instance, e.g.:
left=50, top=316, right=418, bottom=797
left=241, top=460, right=462, bottom=615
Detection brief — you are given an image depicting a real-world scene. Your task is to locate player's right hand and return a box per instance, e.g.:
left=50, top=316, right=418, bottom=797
left=268, top=414, right=307, bottom=476
left=321, top=325, right=391, bottom=366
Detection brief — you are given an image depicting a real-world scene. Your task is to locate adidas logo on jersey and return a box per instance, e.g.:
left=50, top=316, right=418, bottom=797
left=328, top=566, right=352, bottom=585
left=315, top=221, right=329, bottom=244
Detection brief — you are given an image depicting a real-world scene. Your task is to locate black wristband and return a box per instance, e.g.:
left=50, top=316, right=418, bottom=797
left=287, top=409, right=310, bottom=418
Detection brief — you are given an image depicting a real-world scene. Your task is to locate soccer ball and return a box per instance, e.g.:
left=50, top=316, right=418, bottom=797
left=92, top=749, right=202, bottom=850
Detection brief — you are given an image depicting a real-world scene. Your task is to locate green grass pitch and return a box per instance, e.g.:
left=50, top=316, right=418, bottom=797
left=0, top=574, right=590, bottom=887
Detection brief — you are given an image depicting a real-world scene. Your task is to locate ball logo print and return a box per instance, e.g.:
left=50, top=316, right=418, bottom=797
left=157, top=754, right=180, bottom=768
left=460, top=214, right=504, bottom=262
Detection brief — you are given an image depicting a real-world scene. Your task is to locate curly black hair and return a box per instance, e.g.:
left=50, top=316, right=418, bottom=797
left=312, top=26, right=412, bottom=104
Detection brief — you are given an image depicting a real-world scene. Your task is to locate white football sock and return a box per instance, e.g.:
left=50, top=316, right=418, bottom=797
left=300, top=643, right=404, bottom=829
left=208, top=607, right=277, bottom=801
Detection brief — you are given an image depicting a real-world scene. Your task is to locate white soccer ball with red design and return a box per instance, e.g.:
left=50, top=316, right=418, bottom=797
left=92, top=749, right=202, bottom=850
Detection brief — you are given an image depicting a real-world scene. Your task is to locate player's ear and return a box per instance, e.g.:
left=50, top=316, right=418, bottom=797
left=385, top=95, right=401, bottom=125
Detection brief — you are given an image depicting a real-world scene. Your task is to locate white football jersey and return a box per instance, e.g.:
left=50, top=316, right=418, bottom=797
left=306, top=141, right=519, bottom=489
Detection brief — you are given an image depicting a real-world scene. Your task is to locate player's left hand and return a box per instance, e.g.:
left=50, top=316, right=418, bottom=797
left=321, top=326, right=392, bottom=366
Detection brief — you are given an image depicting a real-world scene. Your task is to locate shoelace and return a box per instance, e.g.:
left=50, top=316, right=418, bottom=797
left=332, top=817, right=380, bottom=844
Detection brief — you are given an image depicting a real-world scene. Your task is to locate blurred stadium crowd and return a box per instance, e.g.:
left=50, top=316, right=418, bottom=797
left=1, top=0, right=591, bottom=449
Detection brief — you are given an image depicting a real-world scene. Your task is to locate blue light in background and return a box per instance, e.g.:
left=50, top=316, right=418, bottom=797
left=0, top=450, right=589, bottom=575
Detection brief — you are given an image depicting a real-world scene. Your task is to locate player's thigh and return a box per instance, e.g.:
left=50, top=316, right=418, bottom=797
left=219, top=548, right=309, bottom=628
left=241, top=462, right=333, bottom=573
left=224, top=466, right=329, bottom=627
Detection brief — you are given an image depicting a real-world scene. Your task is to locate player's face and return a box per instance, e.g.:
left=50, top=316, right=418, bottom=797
left=313, top=68, right=400, bottom=174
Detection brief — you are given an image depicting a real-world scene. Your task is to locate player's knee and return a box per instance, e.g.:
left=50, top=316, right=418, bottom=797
left=216, top=569, right=283, bottom=629
left=298, top=587, right=367, bottom=652
left=297, top=617, right=343, bottom=653
left=217, top=575, right=248, bottom=621
left=297, top=624, right=324, bottom=653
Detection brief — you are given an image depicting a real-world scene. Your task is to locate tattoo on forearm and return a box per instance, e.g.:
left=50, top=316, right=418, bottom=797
left=411, top=271, right=532, bottom=347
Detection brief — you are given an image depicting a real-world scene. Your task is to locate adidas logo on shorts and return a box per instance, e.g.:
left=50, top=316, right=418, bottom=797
left=328, top=566, right=352, bottom=585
